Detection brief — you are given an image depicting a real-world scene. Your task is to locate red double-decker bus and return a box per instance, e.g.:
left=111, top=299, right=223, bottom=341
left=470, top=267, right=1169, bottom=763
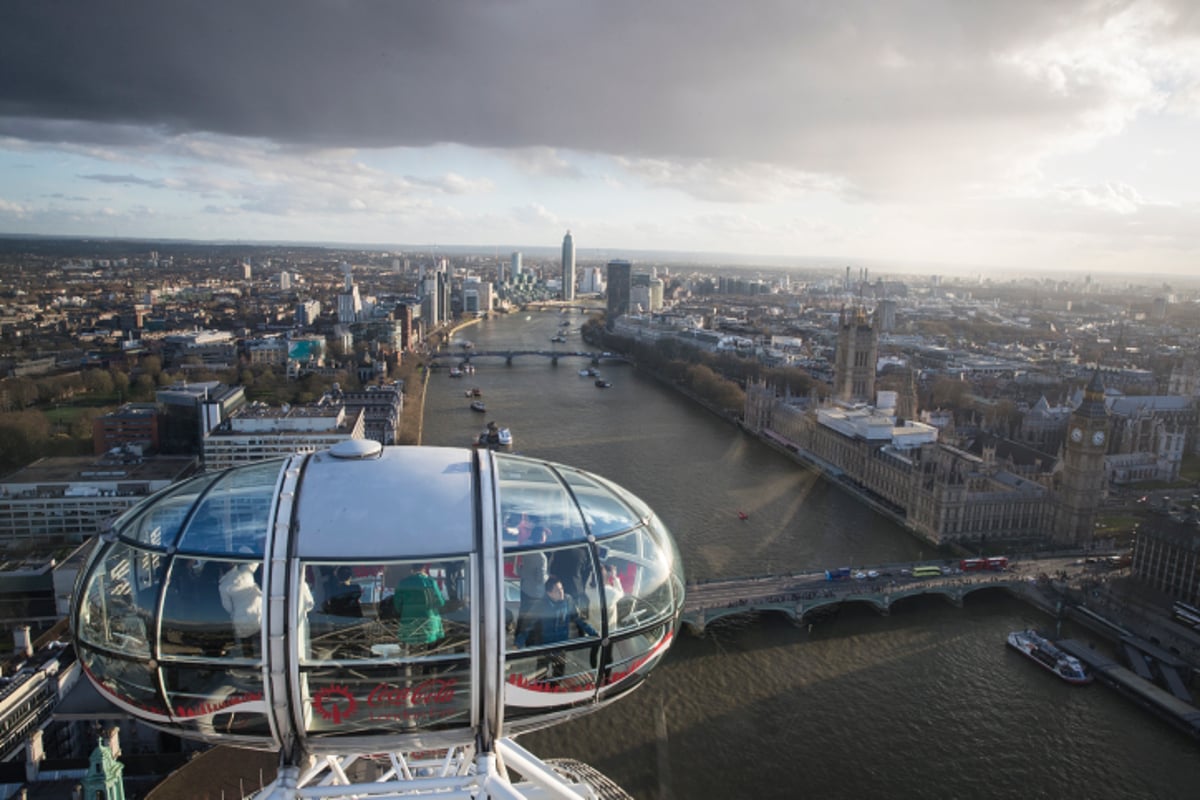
left=960, top=558, right=987, bottom=572
left=985, top=556, right=1009, bottom=570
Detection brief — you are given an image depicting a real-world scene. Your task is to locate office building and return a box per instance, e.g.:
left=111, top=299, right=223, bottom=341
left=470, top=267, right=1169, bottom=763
left=605, top=260, right=632, bottom=329
left=202, top=402, right=365, bottom=471
left=92, top=403, right=159, bottom=455
left=0, top=454, right=197, bottom=547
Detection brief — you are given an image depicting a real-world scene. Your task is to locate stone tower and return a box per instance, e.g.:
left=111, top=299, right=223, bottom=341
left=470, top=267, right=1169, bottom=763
left=1054, top=371, right=1111, bottom=547
left=833, top=305, right=878, bottom=404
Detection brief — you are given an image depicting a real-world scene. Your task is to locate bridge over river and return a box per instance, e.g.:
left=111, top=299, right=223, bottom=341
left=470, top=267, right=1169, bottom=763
left=430, top=349, right=631, bottom=367
left=681, top=556, right=1088, bottom=634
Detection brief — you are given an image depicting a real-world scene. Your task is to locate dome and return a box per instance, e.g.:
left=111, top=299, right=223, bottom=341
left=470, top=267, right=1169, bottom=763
left=71, top=446, right=684, bottom=754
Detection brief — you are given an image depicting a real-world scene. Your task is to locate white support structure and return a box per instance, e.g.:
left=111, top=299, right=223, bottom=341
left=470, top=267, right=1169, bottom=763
left=258, top=739, right=597, bottom=800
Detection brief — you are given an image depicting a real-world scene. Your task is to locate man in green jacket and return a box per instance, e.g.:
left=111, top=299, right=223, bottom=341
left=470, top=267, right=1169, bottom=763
left=394, top=563, right=446, bottom=649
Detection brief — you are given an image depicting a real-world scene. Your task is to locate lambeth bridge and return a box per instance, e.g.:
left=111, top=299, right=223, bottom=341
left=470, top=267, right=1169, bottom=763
left=681, top=556, right=1088, bottom=635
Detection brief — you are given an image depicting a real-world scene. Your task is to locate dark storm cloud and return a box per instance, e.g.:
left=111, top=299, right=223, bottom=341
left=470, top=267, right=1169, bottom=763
left=0, top=1, right=1192, bottom=173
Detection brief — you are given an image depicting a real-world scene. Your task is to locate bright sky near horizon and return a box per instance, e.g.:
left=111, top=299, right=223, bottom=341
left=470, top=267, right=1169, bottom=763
left=1, top=1, right=1197, bottom=275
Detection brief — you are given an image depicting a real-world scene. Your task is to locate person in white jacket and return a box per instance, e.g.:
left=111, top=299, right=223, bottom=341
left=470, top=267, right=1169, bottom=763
left=219, top=561, right=263, bottom=658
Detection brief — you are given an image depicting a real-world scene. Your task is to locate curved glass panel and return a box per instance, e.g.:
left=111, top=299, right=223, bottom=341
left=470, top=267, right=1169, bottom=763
left=302, top=661, right=471, bottom=737
left=601, top=623, right=672, bottom=690
left=300, top=559, right=470, bottom=664
left=495, top=455, right=587, bottom=545
left=175, top=460, right=281, bottom=556
left=558, top=468, right=642, bottom=537
left=596, top=529, right=677, bottom=630
left=160, top=557, right=256, bottom=660
left=164, top=664, right=270, bottom=738
left=119, top=473, right=221, bottom=548
left=504, top=641, right=602, bottom=721
left=81, top=648, right=167, bottom=716
left=512, top=546, right=598, bottom=650
left=77, top=542, right=164, bottom=658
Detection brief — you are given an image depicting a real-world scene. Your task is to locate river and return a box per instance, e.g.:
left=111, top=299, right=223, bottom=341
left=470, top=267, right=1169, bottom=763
left=420, top=310, right=1199, bottom=799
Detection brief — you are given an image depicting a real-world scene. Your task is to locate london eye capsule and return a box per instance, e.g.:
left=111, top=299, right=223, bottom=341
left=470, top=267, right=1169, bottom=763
left=70, top=442, right=684, bottom=765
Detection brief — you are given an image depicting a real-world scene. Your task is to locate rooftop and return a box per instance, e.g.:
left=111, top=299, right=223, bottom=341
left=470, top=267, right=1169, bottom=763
left=0, top=454, right=198, bottom=486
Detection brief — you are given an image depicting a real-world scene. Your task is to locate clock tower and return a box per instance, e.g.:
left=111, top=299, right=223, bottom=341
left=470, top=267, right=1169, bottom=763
left=1054, top=371, right=1110, bottom=547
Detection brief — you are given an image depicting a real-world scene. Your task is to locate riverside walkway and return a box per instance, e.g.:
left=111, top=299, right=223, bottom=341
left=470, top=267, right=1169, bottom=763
left=681, top=556, right=1085, bottom=634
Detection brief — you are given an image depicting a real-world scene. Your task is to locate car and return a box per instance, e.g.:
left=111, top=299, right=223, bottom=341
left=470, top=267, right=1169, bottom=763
left=853, top=571, right=867, bottom=580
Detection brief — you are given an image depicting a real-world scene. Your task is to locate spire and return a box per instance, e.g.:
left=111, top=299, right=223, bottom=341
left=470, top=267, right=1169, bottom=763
left=1075, top=370, right=1109, bottom=421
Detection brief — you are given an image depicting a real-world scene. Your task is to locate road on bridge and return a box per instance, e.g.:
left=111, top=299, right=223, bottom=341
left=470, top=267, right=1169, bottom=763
left=684, top=556, right=1095, bottom=613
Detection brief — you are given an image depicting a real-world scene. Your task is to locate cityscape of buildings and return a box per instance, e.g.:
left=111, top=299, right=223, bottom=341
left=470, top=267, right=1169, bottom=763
left=0, top=232, right=1199, bottom=794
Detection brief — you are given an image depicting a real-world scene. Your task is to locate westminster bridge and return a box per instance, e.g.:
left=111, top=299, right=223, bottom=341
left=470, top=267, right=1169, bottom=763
left=681, top=555, right=1092, bottom=635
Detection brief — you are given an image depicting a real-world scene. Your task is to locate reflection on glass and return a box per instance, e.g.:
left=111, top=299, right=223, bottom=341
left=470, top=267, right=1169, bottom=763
left=558, top=469, right=642, bottom=537
left=504, top=642, right=601, bottom=720
left=303, top=662, right=472, bottom=736
left=594, top=529, right=676, bottom=629
left=81, top=648, right=166, bottom=715
left=77, top=543, right=162, bottom=658
left=218, top=560, right=263, bottom=660
left=176, top=460, right=281, bottom=555
left=120, top=473, right=220, bottom=548
left=302, top=560, right=471, bottom=663
left=161, top=557, right=240, bottom=658
left=495, top=455, right=587, bottom=544
left=602, top=624, right=671, bottom=689
left=165, top=664, right=269, bottom=737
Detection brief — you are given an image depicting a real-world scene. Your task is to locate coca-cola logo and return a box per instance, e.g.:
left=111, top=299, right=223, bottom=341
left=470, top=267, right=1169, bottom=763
left=313, top=685, right=357, bottom=724
left=368, top=678, right=457, bottom=708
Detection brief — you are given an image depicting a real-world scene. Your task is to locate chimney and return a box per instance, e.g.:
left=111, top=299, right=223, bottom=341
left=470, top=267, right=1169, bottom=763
left=13, top=625, right=32, bottom=659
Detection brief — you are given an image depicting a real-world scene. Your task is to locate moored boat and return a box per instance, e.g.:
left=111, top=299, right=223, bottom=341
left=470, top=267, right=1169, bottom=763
left=1006, top=629, right=1093, bottom=685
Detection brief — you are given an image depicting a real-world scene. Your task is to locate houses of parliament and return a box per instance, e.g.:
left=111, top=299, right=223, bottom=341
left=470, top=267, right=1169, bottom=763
left=744, top=306, right=1110, bottom=550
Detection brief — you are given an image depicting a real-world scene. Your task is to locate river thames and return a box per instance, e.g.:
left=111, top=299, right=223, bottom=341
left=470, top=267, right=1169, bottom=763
left=420, top=310, right=1198, bottom=799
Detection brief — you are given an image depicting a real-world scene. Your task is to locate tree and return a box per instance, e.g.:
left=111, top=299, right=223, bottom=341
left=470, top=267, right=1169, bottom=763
left=83, top=369, right=114, bottom=396
left=110, top=369, right=129, bottom=399
left=140, top=355, right=163, bottom=379
left=131, top=374, right=156, bottom=401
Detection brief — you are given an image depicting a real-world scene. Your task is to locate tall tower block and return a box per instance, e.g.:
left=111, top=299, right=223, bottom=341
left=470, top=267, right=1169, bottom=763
left=561, top=231, right=576, bottom=301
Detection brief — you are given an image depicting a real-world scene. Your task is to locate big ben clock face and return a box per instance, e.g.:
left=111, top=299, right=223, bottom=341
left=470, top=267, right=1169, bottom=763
left=1092, top=430, right=1105, bottom=446
left=1070, top=427, right=1083, bottom=442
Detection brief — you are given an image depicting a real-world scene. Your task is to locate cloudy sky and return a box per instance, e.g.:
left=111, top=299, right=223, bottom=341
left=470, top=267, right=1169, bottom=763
left=1, top=1, right=1198, bottom=275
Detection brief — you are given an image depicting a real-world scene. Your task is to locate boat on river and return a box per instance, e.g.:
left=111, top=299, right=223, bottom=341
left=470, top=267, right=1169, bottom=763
left=579, top=367, right=599, bottom=377
left=470, top=400, right=487, bottom=412
left=595, top=379, right=612, bottom=389
left=1006, top=629, right=1093, bottom=685
left=476, top=421, right=513, bottom=450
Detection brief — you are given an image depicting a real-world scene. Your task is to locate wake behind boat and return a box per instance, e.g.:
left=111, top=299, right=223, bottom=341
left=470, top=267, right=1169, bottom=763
left=1007, top=629, right=1093, bottom=685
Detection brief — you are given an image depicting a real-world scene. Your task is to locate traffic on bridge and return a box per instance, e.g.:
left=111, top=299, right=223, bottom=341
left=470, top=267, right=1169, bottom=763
left=682, top=555, right=1109, bottom=633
